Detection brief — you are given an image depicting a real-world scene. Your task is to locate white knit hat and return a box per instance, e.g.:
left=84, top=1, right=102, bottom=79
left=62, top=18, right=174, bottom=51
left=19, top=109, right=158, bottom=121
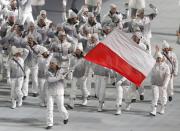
left=40, top=10, right=47, bottom=15
left=39, top=46, right=48, bottom=55
left=162, top=40, right=170, bottom=49
left=11, top=46, right=23, bottom=55
left=91, top=33, right=99, bottom=40
left=83, top=7, right=89, bottom=12
left=155, top=52, right=163, bottom=59
left=110, top=4, right=117, bottom=9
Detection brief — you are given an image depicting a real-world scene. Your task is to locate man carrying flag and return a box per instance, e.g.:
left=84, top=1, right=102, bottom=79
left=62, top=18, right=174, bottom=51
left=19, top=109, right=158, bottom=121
left=84, top=28, right=155, bottom=87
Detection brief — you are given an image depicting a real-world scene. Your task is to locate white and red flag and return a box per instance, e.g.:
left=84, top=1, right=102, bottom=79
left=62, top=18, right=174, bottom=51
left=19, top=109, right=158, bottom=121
left=84, top=28, right=155, bottom=86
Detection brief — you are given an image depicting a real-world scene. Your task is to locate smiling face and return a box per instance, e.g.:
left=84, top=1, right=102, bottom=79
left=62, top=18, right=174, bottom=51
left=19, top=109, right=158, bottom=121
left=58, top=34, right=66, bottom=42
left=49, top=62, right=58, bottom=71
left=163, top=48, right=169, bottom=54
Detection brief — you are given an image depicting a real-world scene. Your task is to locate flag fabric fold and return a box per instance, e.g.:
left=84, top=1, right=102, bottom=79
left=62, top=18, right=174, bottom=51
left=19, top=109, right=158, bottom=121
left=84, top=28, right=156, bottom=86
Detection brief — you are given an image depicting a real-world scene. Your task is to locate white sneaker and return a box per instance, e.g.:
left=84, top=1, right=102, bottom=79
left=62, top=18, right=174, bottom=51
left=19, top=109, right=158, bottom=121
left=82, top=98, right=88, bottom=106
left=150, top=106, right=157, bottom=116
left=115, top=105, right=122, bottom=115
left=98, top=102, right=103, bottom=112
left=126, top=103, right=131, bottom=111
left=11, top=100, right=16, bottom=109
left=17, top=99, right=23, bottom=107
left=69, top=98, right=75, bottom=109
left=159, top=105, right=165, bottom=115
left=40, top=102, right=46, bottom=107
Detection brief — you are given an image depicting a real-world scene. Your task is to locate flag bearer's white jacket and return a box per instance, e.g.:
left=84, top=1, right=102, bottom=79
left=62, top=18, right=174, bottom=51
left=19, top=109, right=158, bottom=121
left=69, top=55, right=89, bottom=78
left=7, top=48, right=29, bottom=78
left=151, top=62, right=170, bottom=87
left=46, top=68, right=66, bottom=96
left=38, top=53, right=53, bottom=79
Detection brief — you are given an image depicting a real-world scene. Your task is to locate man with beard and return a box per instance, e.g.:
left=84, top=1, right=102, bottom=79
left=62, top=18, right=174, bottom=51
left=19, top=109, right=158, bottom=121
left=1, top=0, right=18, bottom=18
left=80, top=12, right=102, bottom=37
left=22, top=35, right=42, bottom=99
left=68, top=43, right=90, bottom=108
left=0, top=12, right=16, bottom=38
left=36, top=15, right=48, bottom=44
left=102, top=4, right=123, bottom=30
left=63, top=10, right=79, bottom=40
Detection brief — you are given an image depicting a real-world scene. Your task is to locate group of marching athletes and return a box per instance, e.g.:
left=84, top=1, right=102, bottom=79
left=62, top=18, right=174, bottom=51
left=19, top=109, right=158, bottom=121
left=0, top=0, right=178, bottom=129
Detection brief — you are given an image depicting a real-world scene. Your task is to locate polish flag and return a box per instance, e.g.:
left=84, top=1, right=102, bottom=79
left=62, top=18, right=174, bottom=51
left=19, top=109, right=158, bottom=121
left=84, top=28, right=156, bottom=86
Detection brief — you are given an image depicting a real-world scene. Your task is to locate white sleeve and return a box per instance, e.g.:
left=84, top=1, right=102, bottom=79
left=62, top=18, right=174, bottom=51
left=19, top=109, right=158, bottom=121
left=162, top=66, right=171, bottom=87
left=173, top=53, right=178, bottom=75
left=22, top=48, right=29, bottom=60
left=47, top=70, right=64, bottom=83
left=45, top=53, right=53, bottom=66
left=20, top=0, right=28, bottom=5
left=6, top=60, right=11, bottom=78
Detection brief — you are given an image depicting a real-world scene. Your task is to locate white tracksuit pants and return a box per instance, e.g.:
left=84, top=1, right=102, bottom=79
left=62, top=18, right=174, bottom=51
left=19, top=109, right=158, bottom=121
left=38, top=78, right=47, bottom=105
left=144, top=37, right=151, bottom=55
left=70, top=77, right=89, bottom=99
left=10, top=77, right=24, bottom=101
left=116, top=84, right=130, bottom=106
left=167, top=76, right=174, bottom=97
left=20, top=12, right=34, bottom=25
left=46, top=94, right=69, bottom=126
left=22, top=66, right=39, bottom=96
left=95, top=76, right=107, bottom=103
left=85, top=69, right=95, bottom=95
left=152, top=85, right=168, bottom=107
